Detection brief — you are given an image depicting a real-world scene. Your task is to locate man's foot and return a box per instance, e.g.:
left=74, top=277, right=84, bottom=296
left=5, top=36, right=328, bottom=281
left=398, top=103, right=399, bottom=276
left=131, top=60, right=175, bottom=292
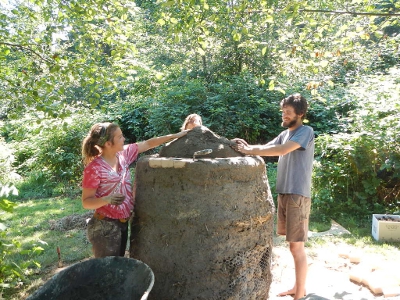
left=277, top=288, right=306, bottom=297
left=277, top=288, right=296, bottom=296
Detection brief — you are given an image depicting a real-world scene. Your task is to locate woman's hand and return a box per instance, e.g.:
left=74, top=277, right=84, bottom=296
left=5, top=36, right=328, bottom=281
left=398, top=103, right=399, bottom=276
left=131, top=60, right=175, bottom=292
left=174, top=130, right=189, bottom=138
left=103, top=193, right=125, bottom=205
left=138, top=130, right=189, bottom=153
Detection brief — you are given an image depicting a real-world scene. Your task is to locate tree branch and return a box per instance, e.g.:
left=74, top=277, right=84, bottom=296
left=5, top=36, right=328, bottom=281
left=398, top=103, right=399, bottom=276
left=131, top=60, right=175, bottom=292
left=245, top=9, right=400, bottom=17
left=299, top=9, right=400, bottom=17
left=0, top=42, right=53, bottom=63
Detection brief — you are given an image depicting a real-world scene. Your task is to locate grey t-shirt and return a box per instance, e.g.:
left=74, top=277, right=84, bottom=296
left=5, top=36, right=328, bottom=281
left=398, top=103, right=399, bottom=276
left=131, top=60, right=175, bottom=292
left=269, top=125, right=315, bottom=198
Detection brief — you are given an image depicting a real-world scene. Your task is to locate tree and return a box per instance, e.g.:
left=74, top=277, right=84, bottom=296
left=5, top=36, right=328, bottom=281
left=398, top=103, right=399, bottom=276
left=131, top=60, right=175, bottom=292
left=153, top=0, right=399, bottom=92
left=0, top=0, right=145, bottom=118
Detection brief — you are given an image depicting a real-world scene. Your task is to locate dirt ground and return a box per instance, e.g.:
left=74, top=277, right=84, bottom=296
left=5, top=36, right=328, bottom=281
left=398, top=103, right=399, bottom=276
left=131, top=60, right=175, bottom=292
left=269, top=222, right=400, bottom=300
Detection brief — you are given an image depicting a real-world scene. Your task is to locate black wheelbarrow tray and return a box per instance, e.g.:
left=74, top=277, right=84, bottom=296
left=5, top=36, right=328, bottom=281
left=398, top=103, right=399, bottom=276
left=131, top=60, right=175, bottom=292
left=27, top=257, right=154, bottom=300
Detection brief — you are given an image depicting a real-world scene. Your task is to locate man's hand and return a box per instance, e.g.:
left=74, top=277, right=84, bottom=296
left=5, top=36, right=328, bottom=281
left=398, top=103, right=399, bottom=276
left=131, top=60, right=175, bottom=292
left=231, top=138, right=251, bottom=154
left=103, top=193, right=125, bottom=205
left=231, top=138, right=249, bottom=146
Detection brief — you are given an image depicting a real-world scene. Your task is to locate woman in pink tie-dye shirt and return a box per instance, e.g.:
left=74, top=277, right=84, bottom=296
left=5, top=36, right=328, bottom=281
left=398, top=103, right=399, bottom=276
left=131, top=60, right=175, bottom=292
left=81, top=122, right=187, bottom=257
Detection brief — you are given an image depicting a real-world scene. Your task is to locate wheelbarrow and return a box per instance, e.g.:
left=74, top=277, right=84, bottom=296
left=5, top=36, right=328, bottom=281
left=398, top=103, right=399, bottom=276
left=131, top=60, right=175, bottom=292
left=27, top=257, right=154, bottom=300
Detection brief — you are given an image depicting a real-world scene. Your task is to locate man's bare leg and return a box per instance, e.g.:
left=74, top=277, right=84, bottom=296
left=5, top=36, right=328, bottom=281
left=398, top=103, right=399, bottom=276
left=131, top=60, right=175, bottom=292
left=277, top=241, right=307, bottom=299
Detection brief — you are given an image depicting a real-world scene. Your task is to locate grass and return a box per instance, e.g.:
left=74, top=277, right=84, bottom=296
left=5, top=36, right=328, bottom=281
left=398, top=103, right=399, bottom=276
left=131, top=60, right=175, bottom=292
left=309, top=212, right=332, bottom=232
left=1, top=194, right=93, bottom=299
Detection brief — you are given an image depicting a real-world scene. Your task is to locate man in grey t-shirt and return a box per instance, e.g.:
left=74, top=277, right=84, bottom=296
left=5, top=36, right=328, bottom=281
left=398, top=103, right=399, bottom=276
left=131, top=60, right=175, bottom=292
left=232, top=93, right=314, bottom=300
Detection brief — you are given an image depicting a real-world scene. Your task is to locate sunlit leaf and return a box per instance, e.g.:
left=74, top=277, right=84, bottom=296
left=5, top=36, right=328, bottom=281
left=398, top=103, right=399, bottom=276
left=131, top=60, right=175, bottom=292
left=0, top=222, right=7, bottom=231
left=320, top=60, right=329, bottom=68
left=0, top=199, right=16, bottom=213
left=163, top=1, right=175, bottom=7
left=233, top=32, right=241, bottom=42
left=268, top=80, right=275, bottom=90
left=360, top=32, right=370, bottom=40
left=374, top=31, right=383, bottom=39
left=157, top=19, right=165, bottom=26
left=155, top=72, right=164, bottom=80
left=265, top=15, right=274, bottom=23
left=197, top=47, right=205, bottom=56
left=262, top=47, right=267, bottom=56
left=277, top=87, right=285, bottom=94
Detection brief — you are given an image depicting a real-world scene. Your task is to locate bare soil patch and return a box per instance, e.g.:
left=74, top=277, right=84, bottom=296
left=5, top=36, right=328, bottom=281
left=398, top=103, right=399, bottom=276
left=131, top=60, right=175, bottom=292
left=269, top=223, right=400, bottom=300
left=48, top=211, right=92, bottom=231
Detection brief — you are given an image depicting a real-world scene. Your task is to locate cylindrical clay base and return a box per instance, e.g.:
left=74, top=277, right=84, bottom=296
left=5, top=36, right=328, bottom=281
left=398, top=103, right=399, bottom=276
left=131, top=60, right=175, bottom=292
left=131, top=156, right=275, bottom=300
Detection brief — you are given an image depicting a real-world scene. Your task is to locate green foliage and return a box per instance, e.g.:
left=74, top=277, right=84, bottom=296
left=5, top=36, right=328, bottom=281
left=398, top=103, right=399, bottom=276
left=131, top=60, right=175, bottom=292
left=0, top=197, right=44, bottom=291
left=0, top=134, right=21, bottom=186
left=308, top=212, right=332, bottom=232
left=112, top=72, right=350, bottom=146
left=1, top=0, right=399, bottom=122
left=0, top=0, right=146, bottom=118
left=201, top=76, right=282, bottom=142
left=266, top=162, right=278, bottom=206
left=152, top=0, right=400, bottom=94
left=1, top=7, right=399, bottom=298
left=313, top=133, right=385, bottom=216
left=4, top=110, right=105, bottom=198
left=112, top=74, right=285, bottom=143
left=313, top=68, right=400, bottom=218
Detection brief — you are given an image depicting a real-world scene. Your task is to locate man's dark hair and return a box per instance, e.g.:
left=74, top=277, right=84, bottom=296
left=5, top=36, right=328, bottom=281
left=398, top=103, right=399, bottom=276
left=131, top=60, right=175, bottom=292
left=280, top=93, right=308, bottom=120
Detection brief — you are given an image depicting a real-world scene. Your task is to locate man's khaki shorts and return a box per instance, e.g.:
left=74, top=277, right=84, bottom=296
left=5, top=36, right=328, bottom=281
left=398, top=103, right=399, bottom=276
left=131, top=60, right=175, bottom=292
left=277, top=194, right=311, bottom=242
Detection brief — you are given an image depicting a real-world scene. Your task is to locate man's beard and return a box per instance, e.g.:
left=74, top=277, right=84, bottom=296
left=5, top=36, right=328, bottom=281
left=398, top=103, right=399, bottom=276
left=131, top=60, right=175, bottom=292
left=282, top=118, right=298, bottom=128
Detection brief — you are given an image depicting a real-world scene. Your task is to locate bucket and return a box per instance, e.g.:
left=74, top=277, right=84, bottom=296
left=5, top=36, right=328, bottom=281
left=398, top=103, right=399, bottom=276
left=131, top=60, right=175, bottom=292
left=27, top=257, right=154, bottom=300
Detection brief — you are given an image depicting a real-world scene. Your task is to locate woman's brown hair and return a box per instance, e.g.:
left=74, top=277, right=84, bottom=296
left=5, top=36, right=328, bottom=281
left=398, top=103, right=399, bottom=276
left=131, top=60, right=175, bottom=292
left=82, top=122, right=120, bottom=165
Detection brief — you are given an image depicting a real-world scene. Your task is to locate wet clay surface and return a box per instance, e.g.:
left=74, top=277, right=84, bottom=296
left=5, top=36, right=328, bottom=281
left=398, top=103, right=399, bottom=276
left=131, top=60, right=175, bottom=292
left=159, top=126, right=243, bottom=158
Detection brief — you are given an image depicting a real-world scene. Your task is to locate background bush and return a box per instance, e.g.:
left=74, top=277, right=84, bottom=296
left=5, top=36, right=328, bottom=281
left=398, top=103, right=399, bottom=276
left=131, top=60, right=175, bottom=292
left=3, top=110, right=105, bottom=198
left=312, top=68, right=400, bottom=218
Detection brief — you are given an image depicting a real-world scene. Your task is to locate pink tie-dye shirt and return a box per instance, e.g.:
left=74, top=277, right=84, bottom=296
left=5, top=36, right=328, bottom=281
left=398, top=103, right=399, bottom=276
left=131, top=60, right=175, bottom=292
left=82, top=143, right=139, bottom=219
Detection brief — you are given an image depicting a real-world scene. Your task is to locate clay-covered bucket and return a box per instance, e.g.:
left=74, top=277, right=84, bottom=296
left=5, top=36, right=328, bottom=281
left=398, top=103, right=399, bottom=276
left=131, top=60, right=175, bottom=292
left=27, top=257, right=154, bottom=300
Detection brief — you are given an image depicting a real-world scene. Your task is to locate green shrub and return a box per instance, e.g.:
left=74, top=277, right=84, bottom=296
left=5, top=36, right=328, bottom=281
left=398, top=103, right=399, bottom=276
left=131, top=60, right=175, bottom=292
left=3, top=110, right=106, bottom=198
left=112, top=75, right=285, bottom=143
left=313, top=68, right=400, bottom=217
